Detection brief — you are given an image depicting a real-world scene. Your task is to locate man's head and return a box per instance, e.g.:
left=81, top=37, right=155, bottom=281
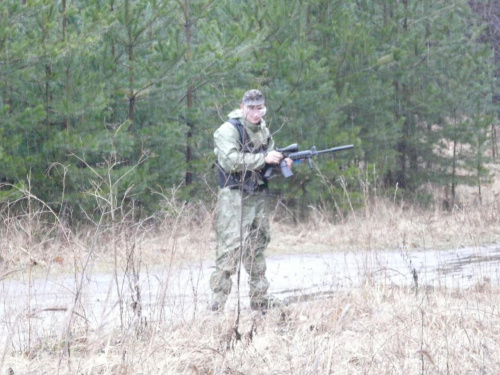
left=240, top=89, right=266, bottom=124
left=242, top=89, right=265, bottom=106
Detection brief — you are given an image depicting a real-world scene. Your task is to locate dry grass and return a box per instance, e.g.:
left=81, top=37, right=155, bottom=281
left=2, top=286, right=499, bottom=374
left=270, top=181, right=500, bottom=256
left=2, top=173, right=500, bottom=271
left=1, top=176, right=500, bottom=374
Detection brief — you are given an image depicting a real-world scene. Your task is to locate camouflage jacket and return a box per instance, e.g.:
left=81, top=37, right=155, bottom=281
left=214, top=109, right=275, bottom=173
left=214, top=109, right=275, bottom=191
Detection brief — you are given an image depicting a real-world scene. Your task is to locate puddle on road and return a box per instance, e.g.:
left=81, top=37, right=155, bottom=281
left=2, top=244, right=500, bottom=347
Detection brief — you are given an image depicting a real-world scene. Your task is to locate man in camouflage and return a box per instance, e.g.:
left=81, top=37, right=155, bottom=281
left=210, top=89, right=292, bottom=312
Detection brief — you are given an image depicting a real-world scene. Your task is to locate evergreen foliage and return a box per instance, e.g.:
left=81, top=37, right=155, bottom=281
left=0, top=0, right=497, bottom=223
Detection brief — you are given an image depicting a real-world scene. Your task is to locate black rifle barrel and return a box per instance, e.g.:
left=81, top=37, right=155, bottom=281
left=289, top=144, right=354, bottom=159
left=314, top=144, right=354, bottom=155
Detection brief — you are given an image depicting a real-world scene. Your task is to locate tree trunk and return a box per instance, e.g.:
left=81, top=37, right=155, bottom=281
left=45, top=64, right=52, bottom=122
left=62, top=0, right=67, bottom=40
left=183, top=0, right=194, bottom=186
left=127, top=0, right=135, bottom=124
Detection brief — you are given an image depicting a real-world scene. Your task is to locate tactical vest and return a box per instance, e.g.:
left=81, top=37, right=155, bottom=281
left=215, top=118, right=269, bottom=193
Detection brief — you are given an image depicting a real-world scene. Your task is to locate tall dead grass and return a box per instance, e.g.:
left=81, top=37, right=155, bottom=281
left=270, top=173, right=500, bottom=257
left=1, top=173, right=500, bottom=374
left=2, top=284, right=498, bottom=374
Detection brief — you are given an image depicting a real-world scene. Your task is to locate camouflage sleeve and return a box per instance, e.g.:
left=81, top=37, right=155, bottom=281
left=214, top=122, right=266, bottom=172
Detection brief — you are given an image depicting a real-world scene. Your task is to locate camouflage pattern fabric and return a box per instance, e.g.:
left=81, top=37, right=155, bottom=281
left=209, top=187, right=271, bottom=307
left=213, top=109, right=274, bottom=174
left=242, top=89, right=265, bottom=106
left=210, top=109, right=275, bottom=308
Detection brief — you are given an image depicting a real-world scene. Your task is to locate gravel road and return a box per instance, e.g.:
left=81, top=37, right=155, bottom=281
left=1, top=244, right=500, bottom=349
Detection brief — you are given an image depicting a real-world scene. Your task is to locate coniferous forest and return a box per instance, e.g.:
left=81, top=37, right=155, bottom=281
left=1, top=0, right=499, bottom=223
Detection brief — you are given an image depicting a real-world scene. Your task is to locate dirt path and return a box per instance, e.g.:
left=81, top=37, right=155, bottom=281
left=1, top=244, right=500, bottom=349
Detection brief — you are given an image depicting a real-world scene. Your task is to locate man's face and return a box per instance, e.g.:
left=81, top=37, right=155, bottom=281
left=241, top=103, right=266, bottom=124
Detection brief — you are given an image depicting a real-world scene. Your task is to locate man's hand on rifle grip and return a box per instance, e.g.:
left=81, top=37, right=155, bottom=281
left=264, top=150, right=284, bottom=165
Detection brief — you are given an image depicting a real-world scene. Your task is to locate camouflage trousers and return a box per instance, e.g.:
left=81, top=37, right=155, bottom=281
left=209, top=187, right=271, bottom=307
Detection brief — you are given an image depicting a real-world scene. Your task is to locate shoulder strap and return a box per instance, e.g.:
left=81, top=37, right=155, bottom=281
left=228, top=118, right=245, bottom=146
left=227, top=118, right=267, bottom=154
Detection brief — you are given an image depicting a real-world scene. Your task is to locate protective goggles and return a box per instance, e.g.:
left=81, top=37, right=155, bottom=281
left=243, top=105, right=267, bottom=117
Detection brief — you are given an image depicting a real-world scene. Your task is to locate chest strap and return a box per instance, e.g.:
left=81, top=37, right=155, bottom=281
left=215, top=119, right=269, bottom=192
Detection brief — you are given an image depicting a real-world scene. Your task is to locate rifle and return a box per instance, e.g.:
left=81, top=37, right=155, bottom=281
left=264, top=144, right=354, bottom=178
